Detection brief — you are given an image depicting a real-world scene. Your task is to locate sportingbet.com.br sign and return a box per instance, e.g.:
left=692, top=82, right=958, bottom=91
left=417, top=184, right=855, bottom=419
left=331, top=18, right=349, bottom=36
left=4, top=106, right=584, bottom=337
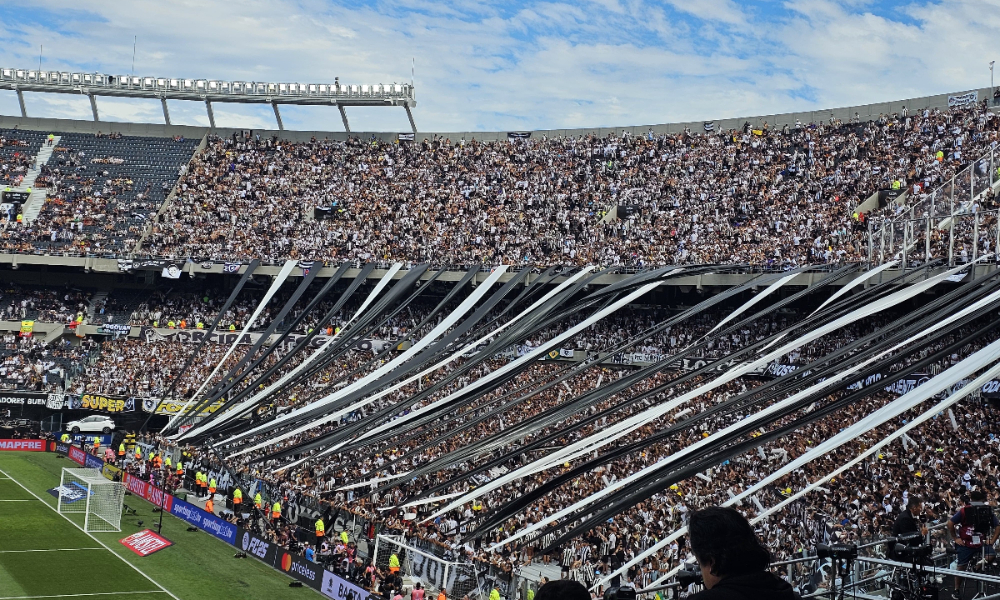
left=169, top=497, right=236, bottom=545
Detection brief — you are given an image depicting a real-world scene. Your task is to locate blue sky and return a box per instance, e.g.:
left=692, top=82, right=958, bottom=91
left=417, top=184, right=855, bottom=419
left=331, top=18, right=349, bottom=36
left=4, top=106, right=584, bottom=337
left=0, top=0, right=996, bottom=132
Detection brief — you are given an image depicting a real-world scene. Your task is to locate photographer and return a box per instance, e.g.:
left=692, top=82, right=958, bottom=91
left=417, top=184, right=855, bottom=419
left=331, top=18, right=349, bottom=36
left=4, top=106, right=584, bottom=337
left=946, top=490, right=1000, bottom=599
left=687, top=507, right=797, bottom=600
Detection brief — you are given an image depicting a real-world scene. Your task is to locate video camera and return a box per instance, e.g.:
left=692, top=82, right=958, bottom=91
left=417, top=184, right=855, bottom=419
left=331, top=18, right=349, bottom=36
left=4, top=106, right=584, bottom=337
left=816, top=543, right=858, bottom=561
left=603, top=585, right=637, bottom=600
left=676, top=565, right=703, bottom=587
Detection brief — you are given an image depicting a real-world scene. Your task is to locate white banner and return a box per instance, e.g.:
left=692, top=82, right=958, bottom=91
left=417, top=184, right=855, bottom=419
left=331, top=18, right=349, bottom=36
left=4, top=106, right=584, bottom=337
left=948, top=91, right=978, bottom=107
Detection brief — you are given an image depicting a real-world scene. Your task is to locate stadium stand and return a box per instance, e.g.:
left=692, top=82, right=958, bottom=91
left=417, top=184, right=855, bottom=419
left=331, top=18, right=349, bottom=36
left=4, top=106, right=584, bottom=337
left=0, top=132, right=198, bottom=255
left=3, top=88, right=1000, bottom=600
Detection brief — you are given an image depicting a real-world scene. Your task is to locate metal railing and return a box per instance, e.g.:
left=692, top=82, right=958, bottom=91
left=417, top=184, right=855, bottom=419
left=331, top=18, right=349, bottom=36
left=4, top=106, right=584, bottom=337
left=870, top=144, right=1000, bottom=266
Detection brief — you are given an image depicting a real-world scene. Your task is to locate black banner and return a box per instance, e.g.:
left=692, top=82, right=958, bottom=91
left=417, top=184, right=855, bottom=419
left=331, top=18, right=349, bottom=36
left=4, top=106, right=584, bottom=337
left=982, top=379, right=1000, bottom=399
left=67, top=393, right=136, bottom=414
left=507, top=132, right=531, bottom=140
left=2, top=191, right=30, bottom=203
left=236, top=527, right=279, bottom=566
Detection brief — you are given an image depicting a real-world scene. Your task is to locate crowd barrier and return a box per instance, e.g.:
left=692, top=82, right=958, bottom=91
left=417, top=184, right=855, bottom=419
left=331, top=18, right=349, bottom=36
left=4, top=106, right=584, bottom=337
left=46, top=441, right=369, bottom=600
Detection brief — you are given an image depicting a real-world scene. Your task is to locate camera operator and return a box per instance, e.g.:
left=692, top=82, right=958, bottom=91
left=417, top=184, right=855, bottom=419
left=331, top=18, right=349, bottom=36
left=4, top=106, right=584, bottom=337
left=947, top=490, right=1000, bottom=599
left=891, top=496, right=928, bottom=559
left=687, top=507, right=798, bottom=600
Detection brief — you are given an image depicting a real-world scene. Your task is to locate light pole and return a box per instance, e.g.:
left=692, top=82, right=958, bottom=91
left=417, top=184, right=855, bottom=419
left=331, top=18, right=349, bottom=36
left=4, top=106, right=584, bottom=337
left=991, top=61, right=996, bottom=91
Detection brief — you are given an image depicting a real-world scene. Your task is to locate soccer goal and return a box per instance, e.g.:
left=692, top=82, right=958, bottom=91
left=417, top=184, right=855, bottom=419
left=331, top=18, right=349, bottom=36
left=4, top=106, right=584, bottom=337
left=57, top=468, right=125, bottom=533
left=374, top=534, right=483, bottom=600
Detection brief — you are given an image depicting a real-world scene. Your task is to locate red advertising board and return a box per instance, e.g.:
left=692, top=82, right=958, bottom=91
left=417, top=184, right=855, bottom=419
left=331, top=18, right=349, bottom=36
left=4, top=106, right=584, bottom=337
left=68, top=445, right=87, bottom=465
left=120, top=529, right=172, bottom=556
left=0, top=439, right=45, bottom=452
left=122, top=473, right=173, bottom=512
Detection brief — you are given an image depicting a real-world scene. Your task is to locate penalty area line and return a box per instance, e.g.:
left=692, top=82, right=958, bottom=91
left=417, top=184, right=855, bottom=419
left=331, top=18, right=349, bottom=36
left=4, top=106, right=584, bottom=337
left=0, top=467, right=181, bottom=600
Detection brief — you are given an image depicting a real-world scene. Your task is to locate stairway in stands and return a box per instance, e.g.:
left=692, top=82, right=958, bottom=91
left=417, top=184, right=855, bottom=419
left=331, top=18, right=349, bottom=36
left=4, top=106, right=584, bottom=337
left=86, top=291, right=108, bottom=323
left=19, top=134, right=60, bottom=223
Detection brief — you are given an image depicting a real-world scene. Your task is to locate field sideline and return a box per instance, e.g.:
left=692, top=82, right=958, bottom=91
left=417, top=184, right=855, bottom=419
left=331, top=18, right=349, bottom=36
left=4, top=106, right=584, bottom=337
left=0, top=451, right=322, bottom=600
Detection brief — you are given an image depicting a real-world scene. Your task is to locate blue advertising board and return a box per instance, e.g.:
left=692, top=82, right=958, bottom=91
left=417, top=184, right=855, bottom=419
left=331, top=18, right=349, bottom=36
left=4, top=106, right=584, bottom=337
left=169, top=497, right=237, bottom=545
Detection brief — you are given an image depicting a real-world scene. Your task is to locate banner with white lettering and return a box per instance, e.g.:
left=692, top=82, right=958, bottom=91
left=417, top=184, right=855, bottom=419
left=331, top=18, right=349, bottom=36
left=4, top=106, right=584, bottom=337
left=120, top=529, right=173, bottom=556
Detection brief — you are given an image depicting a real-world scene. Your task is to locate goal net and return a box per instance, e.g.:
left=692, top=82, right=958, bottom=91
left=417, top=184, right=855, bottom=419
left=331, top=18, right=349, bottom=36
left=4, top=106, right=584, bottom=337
left=374, top=534, right=483, bottom=600
left=57, top=468, right=125, bottom=533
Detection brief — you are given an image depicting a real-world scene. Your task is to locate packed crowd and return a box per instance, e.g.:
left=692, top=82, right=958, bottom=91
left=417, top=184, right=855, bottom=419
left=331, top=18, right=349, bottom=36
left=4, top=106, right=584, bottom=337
left=131, top=103, right=1000, bottom=267
left=194, top=302, right=1000, bottom=596
left=43, top=278, right=997, bottom=599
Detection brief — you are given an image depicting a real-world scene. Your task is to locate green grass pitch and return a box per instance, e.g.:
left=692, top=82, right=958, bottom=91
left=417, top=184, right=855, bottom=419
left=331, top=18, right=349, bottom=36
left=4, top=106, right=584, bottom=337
left=0, top=451, right=322, bottom=600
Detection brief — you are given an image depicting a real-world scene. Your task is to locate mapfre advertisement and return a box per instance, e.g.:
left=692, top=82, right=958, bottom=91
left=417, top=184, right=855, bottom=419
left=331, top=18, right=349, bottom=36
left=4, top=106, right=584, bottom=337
left=0, top=439, right=45, bottom=452
left=120, top=529, right=173, bottom=557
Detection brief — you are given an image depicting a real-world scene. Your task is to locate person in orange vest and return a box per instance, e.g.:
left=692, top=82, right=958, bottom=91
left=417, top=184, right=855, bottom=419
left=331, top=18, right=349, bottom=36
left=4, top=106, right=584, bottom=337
left=205, top=497, right=214, bottom=514
left=436, top=591, right=446, bottom=600
left=117, top=442, right=125, bottom=458
left=208, top=476, right=216, bottom=496
left=233, top=488, right=243, bottom=509
left=271, top=500, right=281, bottom=523
left=92, top=437, right=100, bottom=455
left=153, top=454, right=163, bottom=469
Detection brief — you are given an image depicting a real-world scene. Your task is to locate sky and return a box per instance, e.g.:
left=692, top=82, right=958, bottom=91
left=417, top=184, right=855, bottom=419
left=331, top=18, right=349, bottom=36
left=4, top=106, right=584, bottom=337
left=0, top=0, right=996, bottom=132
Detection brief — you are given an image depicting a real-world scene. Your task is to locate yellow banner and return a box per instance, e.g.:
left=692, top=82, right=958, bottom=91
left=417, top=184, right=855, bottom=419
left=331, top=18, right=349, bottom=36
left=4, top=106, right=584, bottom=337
left=154, top=399, right=226, bottom=416
left=19, top=320, right=34, bottom=337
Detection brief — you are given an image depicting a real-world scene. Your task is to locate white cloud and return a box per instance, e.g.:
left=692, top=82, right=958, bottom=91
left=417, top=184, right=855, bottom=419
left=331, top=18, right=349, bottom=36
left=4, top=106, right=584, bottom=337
left=0, top=0, right=997, bottom=133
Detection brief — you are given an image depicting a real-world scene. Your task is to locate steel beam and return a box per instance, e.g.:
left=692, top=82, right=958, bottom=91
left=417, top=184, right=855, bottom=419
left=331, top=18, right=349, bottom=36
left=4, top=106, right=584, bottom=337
left=205, top=99, right=216, bottom=129
left=271, top=102, right=284, bottom=130
left=161, top=97, right=171, bottom=125
left=16, top=89, right=25, bottom=117
left=338, top=105, right=350, bottom=133
left=404, top=104, right=417, bottom=133
left=89, top=94, right=99, bottom=121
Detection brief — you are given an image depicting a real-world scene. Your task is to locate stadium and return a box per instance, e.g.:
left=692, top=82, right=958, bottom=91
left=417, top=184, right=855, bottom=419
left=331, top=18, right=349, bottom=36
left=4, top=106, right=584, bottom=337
left=0, top=13, right=1000, bottom=600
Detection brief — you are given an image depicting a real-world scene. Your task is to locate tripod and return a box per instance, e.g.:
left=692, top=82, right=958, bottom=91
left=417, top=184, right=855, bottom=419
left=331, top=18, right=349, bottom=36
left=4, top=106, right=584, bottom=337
left=959, top=543, right=999, bottom=600
left=826, top=556, right=855, bottom=600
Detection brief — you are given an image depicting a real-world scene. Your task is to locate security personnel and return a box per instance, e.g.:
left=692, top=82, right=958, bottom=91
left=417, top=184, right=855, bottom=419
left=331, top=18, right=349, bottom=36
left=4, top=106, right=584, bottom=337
left=196, top=321, right=204, bottom=330
left=205, top=497, right=214, bottom=514
left=164, top=455, right=172, bottom=470
left=60, top=432, right=70, bottom=443
left=389, top=553, right=400, bottom=574
left=92, top=437, right=100, bottom=453
left=118, top=442, right=125, bottom=458
left=195, top=470, right=203, bottom=496
left=436, top=591, right=446, bottom=600
left=315, top=517, right=325, bottom=545
left=175, top=461, right=183, bottom=477
left=233, top=487, right=243, bottom=508
left=153, top=454, right=163, bottom=469
left=134, top=447, right=143, bottom=462
left=340, top=530, right=348, bottom=545
left=254, top=492, right=262, bottom=509
left=229, top=323, right=236, bottom=331
left=271, top=500, right=281, bottom=523
left=208, top=476, right=216, bottom=496
left=490, top=587, right=500, bottom=600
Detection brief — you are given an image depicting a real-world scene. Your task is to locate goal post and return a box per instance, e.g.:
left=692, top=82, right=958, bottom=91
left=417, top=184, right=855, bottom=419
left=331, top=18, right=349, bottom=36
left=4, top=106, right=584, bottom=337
left=374, top=534, right=483, bottom=600
left=57, top=468, right=125, bottom=533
